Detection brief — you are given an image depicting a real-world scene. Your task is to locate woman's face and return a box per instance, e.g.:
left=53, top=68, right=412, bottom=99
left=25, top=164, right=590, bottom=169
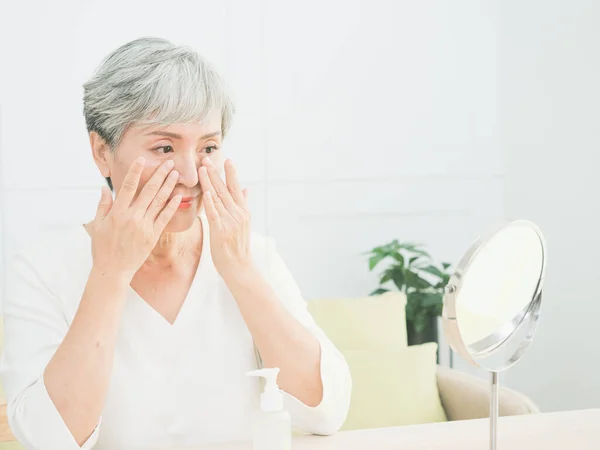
left=92, top=110, right=223, bottom=233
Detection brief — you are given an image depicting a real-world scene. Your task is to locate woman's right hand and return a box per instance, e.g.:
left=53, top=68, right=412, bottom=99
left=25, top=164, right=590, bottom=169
left=88, top=157, right=182, bottom=280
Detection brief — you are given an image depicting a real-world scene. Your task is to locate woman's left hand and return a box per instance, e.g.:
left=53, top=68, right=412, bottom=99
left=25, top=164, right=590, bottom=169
left=199, top=158, right=253, bottom=278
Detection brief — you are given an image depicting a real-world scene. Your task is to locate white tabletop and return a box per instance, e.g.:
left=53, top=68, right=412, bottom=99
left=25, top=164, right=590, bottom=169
left=181, top=409, right=600, bottom=450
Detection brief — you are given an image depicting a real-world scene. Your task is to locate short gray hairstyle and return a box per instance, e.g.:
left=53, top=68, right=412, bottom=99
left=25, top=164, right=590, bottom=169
left=83, top=37, right=235, bottom=188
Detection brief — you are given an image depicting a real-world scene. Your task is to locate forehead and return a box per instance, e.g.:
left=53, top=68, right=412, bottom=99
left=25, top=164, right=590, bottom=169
left=129, top=110, right=222, bottom=140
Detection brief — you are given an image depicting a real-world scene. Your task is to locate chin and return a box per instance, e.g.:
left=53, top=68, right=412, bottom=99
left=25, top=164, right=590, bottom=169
left=163, top=210, right=199, bottom=233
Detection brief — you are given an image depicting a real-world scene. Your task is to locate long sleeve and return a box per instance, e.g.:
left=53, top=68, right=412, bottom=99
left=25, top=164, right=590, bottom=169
left=0, top=254, right=100, bottom=450
left=264, top=238, right=352, bottom=435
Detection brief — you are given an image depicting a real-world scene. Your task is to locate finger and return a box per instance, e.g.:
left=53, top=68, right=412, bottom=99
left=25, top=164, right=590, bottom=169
left=242, top=188, right=249, bottom=203
left=145, top=170, right=180, bottom=219
left=202, top=191, right=222, bottom=230
left=202, top=158, right=237, bottom=213
left=134, top=160, right=175, bottom=212
left=224, top=159, right=245, bottom=206
left=198, top=166, right=228, bottom=217
left=114, top=157, right=145, bottom=210
left=154, top=195, right=182, bottom=234
left=95, top=186, right=113, bottom=220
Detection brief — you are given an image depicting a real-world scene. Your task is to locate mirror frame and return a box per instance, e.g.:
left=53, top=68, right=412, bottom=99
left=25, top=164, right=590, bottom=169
left=442, top=220, right=547, bottom=372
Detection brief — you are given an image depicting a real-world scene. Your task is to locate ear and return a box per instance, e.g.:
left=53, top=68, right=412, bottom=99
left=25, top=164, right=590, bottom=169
left=89, top=131, right=112, bottom=178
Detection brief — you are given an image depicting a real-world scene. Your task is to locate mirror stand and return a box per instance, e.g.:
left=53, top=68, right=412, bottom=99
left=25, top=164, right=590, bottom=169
left=490, top=371, right=499, bottom=450
left=442, top=220, right=546, bottom=450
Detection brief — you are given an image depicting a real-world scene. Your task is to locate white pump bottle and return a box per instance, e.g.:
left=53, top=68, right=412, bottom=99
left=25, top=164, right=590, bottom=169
left=246, top=367, right=291, bottom=450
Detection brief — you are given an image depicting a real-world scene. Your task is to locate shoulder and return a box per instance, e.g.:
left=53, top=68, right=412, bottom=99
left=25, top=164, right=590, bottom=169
left=7, top=225, right=92, bottom=299
left=11, top=225, right=90, bottom=267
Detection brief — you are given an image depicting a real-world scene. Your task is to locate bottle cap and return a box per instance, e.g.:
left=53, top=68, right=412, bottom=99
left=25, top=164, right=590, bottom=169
left=246, top=367, right=283, bottom=412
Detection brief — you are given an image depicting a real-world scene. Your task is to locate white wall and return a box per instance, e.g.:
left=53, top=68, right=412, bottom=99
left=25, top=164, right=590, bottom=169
left=500, top=0, right=600, bottom=411
left=0, top=1, right=503, bottom=376
left=0, top=106, right=5, bottom=315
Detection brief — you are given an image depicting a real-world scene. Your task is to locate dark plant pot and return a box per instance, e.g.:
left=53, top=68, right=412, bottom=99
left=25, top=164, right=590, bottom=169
left=406, top=316, right=438, bottom=346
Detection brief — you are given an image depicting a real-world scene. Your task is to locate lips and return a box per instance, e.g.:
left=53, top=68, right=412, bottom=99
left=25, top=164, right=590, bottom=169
left=170, top=195, right=198, bottom=210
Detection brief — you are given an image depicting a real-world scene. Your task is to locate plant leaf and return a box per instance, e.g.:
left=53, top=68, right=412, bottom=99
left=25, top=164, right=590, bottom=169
left=363, top=245, right=387, bottom=257
left=370, top=288, right=389, bottom=296
left=391, top=252, right=405, bottom=267
left=369, top=254, right=386, bottom=271
left=391, top=268, right=406, bottom=291
left=421, top=293, right=442, bottom=308
left=405, top=271, right=433, bottom=290
left=410, top=256, right=431, bottom=269
left=420, top=265, right=445, bottom=279
left=442, top=262, right=452, bottom=270
left=406, top=291, right=424, bottom=306
left=379, top=241, right=399, bottom=254
left=380, top=268, right=394, bottom=284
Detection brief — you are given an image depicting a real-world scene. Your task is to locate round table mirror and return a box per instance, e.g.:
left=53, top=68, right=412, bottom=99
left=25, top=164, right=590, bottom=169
left=442, top=220, right=546, bottom=450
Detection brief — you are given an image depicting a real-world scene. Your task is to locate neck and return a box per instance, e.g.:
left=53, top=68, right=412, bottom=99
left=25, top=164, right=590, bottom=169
left=145, top=217, right=203, bottom=268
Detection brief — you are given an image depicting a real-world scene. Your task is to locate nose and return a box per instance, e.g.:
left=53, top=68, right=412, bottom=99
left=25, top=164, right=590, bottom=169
left=173, top=153, right=199, bottom=188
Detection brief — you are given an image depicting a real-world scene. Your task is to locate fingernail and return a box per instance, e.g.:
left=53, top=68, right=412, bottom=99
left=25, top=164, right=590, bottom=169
left=137, top=157, right=146, bottom=165
left=169, top=170, right=179, bottom=179
left=166, top=160, right=175, bottom=168
left=204, top=158, right=213, bottom=165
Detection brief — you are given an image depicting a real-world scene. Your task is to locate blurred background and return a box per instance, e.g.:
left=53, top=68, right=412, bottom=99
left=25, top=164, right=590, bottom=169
left=0, top=0, right=599, bottom=416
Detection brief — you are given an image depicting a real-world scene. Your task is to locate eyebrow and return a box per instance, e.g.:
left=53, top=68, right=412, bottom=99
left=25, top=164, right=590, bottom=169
left=145, top=130, right=221, bottom=140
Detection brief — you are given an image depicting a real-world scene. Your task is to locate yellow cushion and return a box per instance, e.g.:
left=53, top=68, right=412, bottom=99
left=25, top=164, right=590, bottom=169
left=0, top=444, right=25, bottom=450
left=308, top=292, right=407, bottom=349
left=341, top=343, right=447, bottom=430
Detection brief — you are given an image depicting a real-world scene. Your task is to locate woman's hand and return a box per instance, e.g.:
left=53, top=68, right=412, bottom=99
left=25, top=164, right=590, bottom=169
left=199, top=158, right=252, bottom=278
left=88, top=157, right=182, bottom=281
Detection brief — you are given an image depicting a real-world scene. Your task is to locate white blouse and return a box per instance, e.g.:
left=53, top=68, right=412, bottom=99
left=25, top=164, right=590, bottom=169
left=0, top=213, right=352, bottom=450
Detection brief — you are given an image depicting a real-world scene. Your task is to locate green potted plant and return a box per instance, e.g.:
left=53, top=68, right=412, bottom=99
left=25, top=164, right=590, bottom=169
left=365, top=240, right=452, bottom=346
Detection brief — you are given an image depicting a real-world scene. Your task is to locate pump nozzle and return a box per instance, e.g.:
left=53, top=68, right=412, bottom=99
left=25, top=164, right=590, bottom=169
left=247, top=367, right=283, bottom=412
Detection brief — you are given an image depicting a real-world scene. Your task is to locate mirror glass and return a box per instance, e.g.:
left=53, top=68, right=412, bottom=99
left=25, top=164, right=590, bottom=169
left=446, top=221, right=545, bottom=372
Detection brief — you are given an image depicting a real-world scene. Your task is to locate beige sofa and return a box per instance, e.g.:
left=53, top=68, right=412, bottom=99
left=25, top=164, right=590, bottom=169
left=436, top=365, right=539, bottom=420
left=307, top=292, right=539, bottom=425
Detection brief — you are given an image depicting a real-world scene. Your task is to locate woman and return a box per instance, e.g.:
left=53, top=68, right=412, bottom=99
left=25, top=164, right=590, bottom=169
left=0, top=37, right=351, bottom=450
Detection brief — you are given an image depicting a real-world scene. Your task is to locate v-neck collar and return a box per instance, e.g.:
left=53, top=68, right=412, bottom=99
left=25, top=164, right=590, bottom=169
left=80, top=211, right=211, bottom=329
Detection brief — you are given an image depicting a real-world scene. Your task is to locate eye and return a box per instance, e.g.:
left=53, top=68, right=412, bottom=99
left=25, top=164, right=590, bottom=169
left=154, top=145, right=174, bottom=154
left=205, top=145, right=219, bottom=154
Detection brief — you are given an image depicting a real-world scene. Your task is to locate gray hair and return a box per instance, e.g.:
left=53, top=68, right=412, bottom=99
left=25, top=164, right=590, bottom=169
left=83, top=36, right=235, bottom=151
